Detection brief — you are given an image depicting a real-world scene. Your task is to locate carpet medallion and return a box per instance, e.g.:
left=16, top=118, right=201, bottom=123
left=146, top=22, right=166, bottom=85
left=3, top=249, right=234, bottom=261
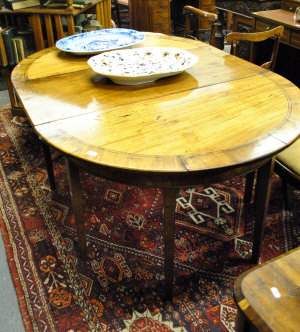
left=0, top=106, right=299, bottom=331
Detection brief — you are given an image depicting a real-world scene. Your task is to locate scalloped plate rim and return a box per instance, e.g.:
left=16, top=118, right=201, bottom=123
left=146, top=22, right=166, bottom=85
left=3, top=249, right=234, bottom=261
left=55, top=28, right=145, bottom=55
left=87, top=47, right=199, bottom=85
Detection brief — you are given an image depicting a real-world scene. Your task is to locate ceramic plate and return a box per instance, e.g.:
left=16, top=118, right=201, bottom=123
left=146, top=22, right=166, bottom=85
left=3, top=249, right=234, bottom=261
left=87, top=47, right=199, bottom=85
left=55, top=29, right=145, bottom=55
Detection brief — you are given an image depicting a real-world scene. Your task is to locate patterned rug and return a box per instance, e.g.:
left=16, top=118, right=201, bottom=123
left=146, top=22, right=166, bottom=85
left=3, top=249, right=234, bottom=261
left=0, top=105, right=299, bottom=332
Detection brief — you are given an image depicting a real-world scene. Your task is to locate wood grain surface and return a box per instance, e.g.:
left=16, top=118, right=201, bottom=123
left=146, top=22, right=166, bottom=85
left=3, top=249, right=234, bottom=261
left=12, top=33, right=300, bottom=174
left=253, top=9, right=300, bottom=30
left=11, top=32, right=300, bottom=295
left=234, top=246, right=300, bottom=331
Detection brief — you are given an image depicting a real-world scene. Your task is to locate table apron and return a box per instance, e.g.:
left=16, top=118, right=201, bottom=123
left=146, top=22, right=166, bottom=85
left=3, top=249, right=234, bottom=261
left=66, top=154, right=272, bottom=188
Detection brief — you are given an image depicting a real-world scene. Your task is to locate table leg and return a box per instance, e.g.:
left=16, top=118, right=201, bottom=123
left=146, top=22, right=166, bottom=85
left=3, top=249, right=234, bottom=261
left=244, top=171, right=255, bottom=204
left=65, top=159, right=87, bottom=259
left=251, top=157, right=275, bottom=264
left=163, top=187, right=176, bottom=299
left=41, top=141, right=56, bottom=191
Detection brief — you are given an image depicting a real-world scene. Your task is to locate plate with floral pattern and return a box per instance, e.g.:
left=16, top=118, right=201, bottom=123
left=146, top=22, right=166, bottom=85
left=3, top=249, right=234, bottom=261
left=56, top=29, right=145, bottom=55
left=87, top=47, right=199, bottom=85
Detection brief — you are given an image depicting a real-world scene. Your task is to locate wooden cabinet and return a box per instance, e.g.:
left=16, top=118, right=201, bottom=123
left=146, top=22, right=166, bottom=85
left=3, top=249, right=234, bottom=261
left=129, top=0, right=217, bottom=35
left=253, top=9, right=300, bottom=49
left=129, top=0, right=170, bottom=34
left=281, top=0, right=300, bottom=12
left=255, top=18, right=291, bottom=44
left=252, top=6, right=300, bottom=87
left=291, top=29, right=300, bottom=48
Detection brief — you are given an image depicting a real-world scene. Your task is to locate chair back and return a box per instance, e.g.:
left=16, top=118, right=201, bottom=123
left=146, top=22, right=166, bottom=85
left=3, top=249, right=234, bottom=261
left=118, top=0, right=128, bottom=5
left=111, top=0, right=129, bottom=27
left=226, top=26, right=284, bottom=71
left=183, top=5, right=218, bottom=46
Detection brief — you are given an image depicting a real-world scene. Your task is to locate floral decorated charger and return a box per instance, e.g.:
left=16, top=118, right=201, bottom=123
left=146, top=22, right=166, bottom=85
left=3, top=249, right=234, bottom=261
left=87, top=47, right=199, bottom=85
left=56, top=29, right=145, bottom=55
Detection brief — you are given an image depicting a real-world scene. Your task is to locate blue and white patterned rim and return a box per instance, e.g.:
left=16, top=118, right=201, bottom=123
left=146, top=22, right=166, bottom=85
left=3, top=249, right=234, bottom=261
left=56, top=29, right=145, bottom=55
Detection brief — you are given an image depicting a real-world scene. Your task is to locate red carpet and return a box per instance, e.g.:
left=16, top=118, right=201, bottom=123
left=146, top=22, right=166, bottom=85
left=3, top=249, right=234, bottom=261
left=0, top=105, right=299, bottom=331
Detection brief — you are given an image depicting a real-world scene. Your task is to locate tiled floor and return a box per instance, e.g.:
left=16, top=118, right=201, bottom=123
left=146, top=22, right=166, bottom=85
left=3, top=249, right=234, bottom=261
left=0, top=77, right=25, bottom=331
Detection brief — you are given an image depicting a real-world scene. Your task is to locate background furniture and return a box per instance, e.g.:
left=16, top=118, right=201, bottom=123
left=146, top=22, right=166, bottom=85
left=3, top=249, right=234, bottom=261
left=234, top=246, right=300, bottom=331
left=183, top=5, right=218, bottom=45
left=171, top=0, right=216, bottom=35
left=111, top=0, right=128, bottom=27
left=275, top=138, right=300, bottom=209
left=0, top=29, right=57, bottom=189
left=252, top=2, right=300, bottom=86
left=129, top=0, right=170, bottom=34
left=129, top=0, right=217, bottom=36
left=215, top=0, right=281, bottom=60
left=111, top=0, right=120, bottom=27
left=226, top=25, right=284, bottom=70
left=216, top=0, right=281, bottom=33
left=253, top=9, right=300, bottom=50
left=0, top=0, right=111, bottom=51
left=0, top=29, right=19, bottom=109
left=0, top=0, right=111, bottom=115
left=226, top=25, right=286, bottom=205
left=11, top=32, right=300, bottom=298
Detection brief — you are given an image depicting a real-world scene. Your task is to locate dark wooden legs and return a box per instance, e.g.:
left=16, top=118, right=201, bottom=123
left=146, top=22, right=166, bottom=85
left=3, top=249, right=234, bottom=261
left=244, top=171, right=255, bottom=203
left=235, top=307, right=253, bottom=332
left=63, top=157, right=274, bottom=293
left=65, top=159, right=87, bottom=259
left=244, top=160, right=275, bottom=263
left=251, top=158, right=275, bottom=264
left=41, top=141, right=56, bottom=191
left=64, top=164, right=177, bottom=296
left=163, top=187, right=176, bottom=299
left=281, top=179, right=290, bottom=210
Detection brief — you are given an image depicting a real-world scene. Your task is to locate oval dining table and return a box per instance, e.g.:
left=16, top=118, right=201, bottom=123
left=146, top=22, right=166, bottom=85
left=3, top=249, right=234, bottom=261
left=11, top=32, right=300, bottom=298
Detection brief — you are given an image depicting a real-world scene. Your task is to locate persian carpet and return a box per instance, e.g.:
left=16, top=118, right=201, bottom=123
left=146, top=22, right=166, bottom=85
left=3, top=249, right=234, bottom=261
left=0, top=105, right=299, bottom=332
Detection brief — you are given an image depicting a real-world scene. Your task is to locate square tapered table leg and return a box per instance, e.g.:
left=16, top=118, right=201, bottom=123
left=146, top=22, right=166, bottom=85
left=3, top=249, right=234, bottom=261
left=163, top=187, right=176, bottom=299
left=66, top=158, right=87, bottom=259
left=251, top=157, right=275, bottom=264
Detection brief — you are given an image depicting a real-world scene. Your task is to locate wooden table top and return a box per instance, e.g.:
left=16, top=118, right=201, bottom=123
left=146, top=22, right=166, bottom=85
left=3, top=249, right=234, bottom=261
left=234, top=247, right=300, bottom=331
left=252, top=9, right=300, bottom=30
left=11, top=32, right=300, bottom=175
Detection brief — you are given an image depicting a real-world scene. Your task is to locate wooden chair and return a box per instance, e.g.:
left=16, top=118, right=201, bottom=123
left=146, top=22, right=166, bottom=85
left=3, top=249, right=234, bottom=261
left=183, top=5, right=218, bottom=46
left=225, top=26, right=285, bottom=204
left=244, top=138, right=300, bottom=208
left=111, top=0, right=129, bottom=28
left=226, top=26, right=284, bottom=71
left=274, top=138, right=300, bottom=209
left=0, top=29, right=56, bottom=190
left=111, top=0, right=121, bottom=27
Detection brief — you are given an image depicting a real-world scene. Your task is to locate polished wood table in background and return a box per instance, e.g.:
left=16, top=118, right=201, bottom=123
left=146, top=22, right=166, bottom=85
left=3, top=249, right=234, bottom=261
left=11, top=32, right=300, bottom=297
left=234, top=246, right=300, bottom=331
left=253, top=8, right=300, bottom=87
left=253, top=9, right=300, bottom=49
